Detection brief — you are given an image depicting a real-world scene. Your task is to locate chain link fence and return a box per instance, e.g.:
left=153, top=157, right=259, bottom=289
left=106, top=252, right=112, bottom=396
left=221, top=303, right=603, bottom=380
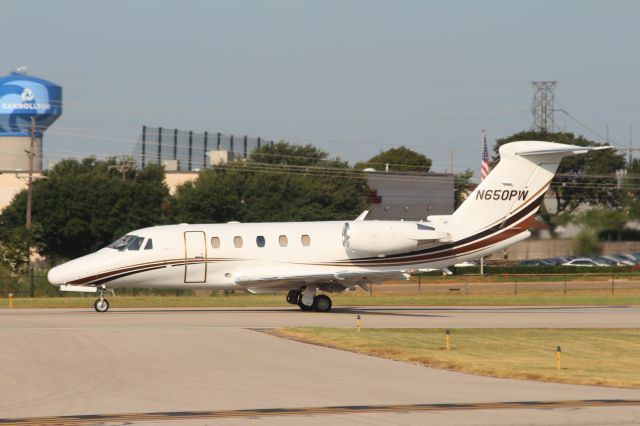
left=2, top=270, right=640, bottom=299
left=0, top=272, right=57, bottom=298
left=398, top=272, right=640, bottom=296
left=0, top=272, right=195, bottom=298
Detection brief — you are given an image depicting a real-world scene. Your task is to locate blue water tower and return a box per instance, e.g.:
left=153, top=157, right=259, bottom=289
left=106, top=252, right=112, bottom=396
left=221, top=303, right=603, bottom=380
left=0, top=67, right=62, bottom=171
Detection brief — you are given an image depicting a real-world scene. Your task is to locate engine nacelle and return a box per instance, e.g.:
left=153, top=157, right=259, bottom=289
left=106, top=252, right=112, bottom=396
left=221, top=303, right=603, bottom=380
left=342, top=221, right=451, bottom=256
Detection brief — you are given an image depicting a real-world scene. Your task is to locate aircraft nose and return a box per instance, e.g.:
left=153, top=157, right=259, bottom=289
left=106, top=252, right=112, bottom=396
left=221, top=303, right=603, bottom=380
left=47, top=264, right=67, bottom=286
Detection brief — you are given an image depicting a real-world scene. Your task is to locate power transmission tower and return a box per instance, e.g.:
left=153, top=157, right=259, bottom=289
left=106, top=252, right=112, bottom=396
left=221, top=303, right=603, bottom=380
left=530, top=81, right=557, bottom=132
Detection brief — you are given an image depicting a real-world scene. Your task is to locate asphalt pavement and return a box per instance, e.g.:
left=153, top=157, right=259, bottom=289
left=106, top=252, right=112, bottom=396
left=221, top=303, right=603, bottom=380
left=0, top=306, right=638, bottom=425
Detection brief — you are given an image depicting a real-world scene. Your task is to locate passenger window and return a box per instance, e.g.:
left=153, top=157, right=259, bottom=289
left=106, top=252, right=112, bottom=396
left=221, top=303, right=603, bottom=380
left=234, top=236, right=243, bottom=248
left=279, top=235, right=288, bottom=247
left=127, top=236, right=144, bottom=251
left=256, top=236, right=265, bottom=247
left=211, top=237, right=220, bottom=248
left=301, top=234, right=311, bottom=247
left=144, top=239, right=153, bottom=250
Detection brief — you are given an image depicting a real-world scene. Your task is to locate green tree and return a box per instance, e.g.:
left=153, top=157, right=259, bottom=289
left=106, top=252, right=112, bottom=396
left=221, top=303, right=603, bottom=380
left=172, top=142, right=368, bottom=223
left=574, top=207, right=628, bottom=238
left=573, top=230, right=602, bottom=256
left=569, top=205, right=628, bottom=253
left=493, top=131, right=625, bottom=236
left=242, top=170, right=366, bottom=222
left=0, top=226, right=34, bottom=273
left=171, top=165, right=368, bottom=223
left=354, top=146, right=432, bottom=172
left=171, top=167, right=249, bottom=224
left=0, top=159, right=170, bottom=261
left=454, top=169, right=474, bottom=209
left=250, top=141, right=348, bottom=168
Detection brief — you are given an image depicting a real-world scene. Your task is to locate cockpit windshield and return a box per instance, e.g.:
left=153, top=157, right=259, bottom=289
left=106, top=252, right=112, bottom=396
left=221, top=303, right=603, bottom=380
left=107, top=235, right=145, bottom=251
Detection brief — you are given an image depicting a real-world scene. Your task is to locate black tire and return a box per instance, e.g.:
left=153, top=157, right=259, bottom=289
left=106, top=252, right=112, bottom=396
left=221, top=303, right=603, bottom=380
left=297, top=301, right=314, bottom=311
left=94, top=298, right=109, bottom=312
left=286, top=290, right=300, bottom=305
left=313, top=295, right=332, bottom=312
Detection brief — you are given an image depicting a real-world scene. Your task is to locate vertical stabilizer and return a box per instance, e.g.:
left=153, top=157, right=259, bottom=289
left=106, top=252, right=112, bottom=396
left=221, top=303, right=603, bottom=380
left=451, top=141, right=603, bottom=234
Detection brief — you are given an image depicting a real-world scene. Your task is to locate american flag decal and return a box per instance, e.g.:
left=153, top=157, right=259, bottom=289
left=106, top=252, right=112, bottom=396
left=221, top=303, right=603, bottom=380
left=481, top=130, right=491, bottom=181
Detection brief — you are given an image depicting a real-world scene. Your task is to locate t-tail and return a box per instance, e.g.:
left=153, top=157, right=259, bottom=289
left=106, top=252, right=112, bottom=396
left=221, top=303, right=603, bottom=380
left=450, top=141, right=607, bottom=241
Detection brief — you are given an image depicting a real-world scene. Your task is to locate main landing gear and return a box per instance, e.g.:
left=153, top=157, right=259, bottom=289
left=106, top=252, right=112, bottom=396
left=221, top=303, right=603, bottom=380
left=286, top=288, right=333, bottom=312
left=94, top=287, right=114, bottom=313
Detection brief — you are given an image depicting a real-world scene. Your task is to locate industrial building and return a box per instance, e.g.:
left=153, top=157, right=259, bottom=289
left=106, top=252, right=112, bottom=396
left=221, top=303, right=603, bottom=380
left=363, top=170, right=453, bottom=220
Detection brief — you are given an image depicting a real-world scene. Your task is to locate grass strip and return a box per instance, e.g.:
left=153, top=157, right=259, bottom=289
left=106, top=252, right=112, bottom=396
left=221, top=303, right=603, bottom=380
left=271, top=327, right=640, bottom=388
left=1, top=293, right=640, bottom=309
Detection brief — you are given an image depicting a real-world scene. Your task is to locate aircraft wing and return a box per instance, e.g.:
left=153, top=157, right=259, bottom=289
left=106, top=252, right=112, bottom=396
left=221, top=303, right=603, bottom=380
left=234, top=269, right=410, bottom=293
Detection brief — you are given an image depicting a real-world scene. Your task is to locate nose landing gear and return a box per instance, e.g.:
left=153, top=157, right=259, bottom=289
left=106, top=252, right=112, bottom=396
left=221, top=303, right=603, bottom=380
left=94, top=287, right=114, bottom=313
left=94, top=297, right=109, bottom=312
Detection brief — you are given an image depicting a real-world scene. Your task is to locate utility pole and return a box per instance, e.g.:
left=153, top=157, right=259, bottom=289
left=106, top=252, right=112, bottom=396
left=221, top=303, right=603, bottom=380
left=26, top=117, right=36, bottom=230
left=26, top=117, right=36, bottom=298
left=109, top=154, right=134, bottom=180
left=630, top=124, right=634, bottom=165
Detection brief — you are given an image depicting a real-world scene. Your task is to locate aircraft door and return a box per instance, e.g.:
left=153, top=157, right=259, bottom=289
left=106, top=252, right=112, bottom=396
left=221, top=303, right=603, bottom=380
left=184, top=231, right=207, bottom=283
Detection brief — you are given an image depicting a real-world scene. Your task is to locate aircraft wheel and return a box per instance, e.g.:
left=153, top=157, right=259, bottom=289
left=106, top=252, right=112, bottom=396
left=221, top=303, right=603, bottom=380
left=313, top=295, right=332, bottom=312
left=94, top=298, right=110, bottom=313
left=286, top=290, right=300, bottom=305
left=297, top=301, right=314, bottom=311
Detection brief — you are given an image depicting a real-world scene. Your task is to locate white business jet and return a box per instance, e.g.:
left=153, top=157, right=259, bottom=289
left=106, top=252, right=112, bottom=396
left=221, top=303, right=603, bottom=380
left=48, top=141, right=602, bottom=312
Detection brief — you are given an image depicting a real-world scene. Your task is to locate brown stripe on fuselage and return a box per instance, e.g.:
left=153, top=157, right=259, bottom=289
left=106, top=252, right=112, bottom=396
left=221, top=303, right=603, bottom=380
left=66, top=258, right=248, bottom=285
left=346, top=212, right=535, bottom=267
left=318, top=219, right=532, bottom=268
left=319, top=190, right=545, bottom=267
left=448, top=178, right=552, bottom=236
left=66, top=258, right=185, bottom=285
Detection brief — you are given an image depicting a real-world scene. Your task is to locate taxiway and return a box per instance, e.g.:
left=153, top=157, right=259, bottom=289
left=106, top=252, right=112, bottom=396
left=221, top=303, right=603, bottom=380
left=1, top=306, right=638, bottom=425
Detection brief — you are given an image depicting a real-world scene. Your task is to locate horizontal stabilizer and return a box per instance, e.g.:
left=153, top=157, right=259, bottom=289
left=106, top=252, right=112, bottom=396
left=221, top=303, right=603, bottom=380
left=515, top=144, right=611, bottom=157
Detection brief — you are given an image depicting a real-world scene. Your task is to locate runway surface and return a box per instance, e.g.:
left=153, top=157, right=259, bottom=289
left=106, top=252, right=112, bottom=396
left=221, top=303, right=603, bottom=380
left=1, top=306, right=639, bottom=425
left=3, top=305, right=640, bottom=329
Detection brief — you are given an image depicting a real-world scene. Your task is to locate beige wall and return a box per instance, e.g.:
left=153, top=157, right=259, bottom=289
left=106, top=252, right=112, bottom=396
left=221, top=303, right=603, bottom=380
left=165, top=172, right=198, bottom=194
left=0, top=136, right=42, bottom=172
left=0, top=172, right=43, bottom=212
left=0, top=172, right=197, bottom=212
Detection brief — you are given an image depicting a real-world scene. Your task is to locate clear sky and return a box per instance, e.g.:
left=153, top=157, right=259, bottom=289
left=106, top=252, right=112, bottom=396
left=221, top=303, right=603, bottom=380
left=4, top=0, right=639, bottom=177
